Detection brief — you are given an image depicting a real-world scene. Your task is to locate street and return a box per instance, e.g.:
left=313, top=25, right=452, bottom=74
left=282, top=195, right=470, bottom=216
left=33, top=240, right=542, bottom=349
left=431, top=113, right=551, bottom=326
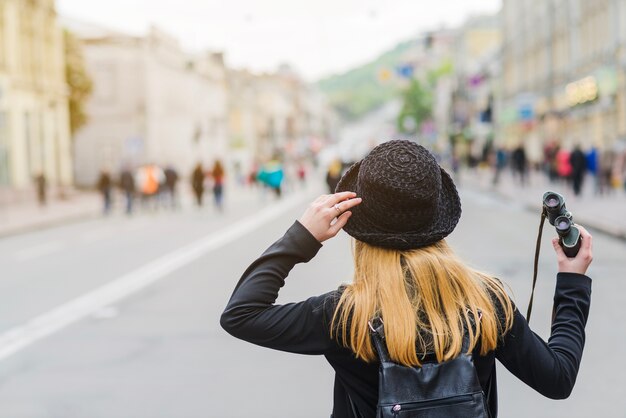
left=0, top=183, right=624, bottom=418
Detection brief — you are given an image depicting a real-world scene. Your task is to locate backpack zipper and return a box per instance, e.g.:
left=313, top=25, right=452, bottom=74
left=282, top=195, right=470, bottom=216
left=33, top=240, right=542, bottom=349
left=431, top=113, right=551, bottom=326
left=391, top=394, right=474, bottom=415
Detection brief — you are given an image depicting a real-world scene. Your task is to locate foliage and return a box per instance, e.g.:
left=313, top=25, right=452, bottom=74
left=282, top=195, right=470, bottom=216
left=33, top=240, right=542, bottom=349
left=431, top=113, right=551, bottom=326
left=317, top=40, right=416, bottom=120
left=64, top=30, right=93, bottom=136
left=397, top=79, right=432, bottom=134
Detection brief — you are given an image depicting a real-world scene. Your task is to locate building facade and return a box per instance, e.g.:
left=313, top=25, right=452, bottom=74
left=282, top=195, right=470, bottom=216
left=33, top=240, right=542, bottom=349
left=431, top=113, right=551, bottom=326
left=442, top=14, right=502, bottom=162
left=227, top=65, right=336, bottom=172
left=500, top=0, right=626, bottom=159
left=71, top=24, right=229, bottom=186
left=0, top=0, right=72, bottom=190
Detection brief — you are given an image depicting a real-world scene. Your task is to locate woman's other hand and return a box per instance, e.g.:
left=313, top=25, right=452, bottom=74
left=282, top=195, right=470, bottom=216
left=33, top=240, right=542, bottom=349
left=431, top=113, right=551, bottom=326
left=552, top=225, right=593, bottom=275
left=299, top=192, right=362, bottom=243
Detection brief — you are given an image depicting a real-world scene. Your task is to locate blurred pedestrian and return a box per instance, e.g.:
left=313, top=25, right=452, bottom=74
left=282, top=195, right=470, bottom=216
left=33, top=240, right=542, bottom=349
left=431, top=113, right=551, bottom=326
left=191, top=163, right=205, bottom=207
left=598, top=149, right=615, bottom=195
left=297, top=161, right=307, bottom=186
left=492, top=147, right=507, bottom=186
left=163, top=165, right=179, bottom=210
left=570, top=145, right=587, bottom=196
left=543, top=141, right=560, bottom=183
left=325, top=159, right=342, bottom=193
left=211, top=160, right=225, bottom=211
left=586, top=146, right=600, bottom=195
left=119, top=166, right=135, bottom=215
left=257, top=158, right=284, bottom=198
left=247, top=162, right=259, bottom=187
left=137, top=164, right=163, bottom=210
left=35, top=172, right=47, bottom=206
left=556, top=148, right=572, bottom=185
left=511, top=144, right=527, bottom=186
left=221, top=140, right=594, bottom=418
left=97, top=170, right=113, bottom=215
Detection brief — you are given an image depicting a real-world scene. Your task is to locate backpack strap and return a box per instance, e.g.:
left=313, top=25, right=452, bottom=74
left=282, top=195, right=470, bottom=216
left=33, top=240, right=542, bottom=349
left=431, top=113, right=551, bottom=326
left=461, top=329, right=472, bottom=354
left=368, top=316, right=391, bottom=363
left=369, top=316, right=474, bottom=361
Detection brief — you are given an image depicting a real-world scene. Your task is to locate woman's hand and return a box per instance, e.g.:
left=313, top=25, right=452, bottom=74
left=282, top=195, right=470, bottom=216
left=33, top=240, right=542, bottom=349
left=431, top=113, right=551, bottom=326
left=299, top=192, right=362, bottom=243
left=552, top=224, right=593, bottom=275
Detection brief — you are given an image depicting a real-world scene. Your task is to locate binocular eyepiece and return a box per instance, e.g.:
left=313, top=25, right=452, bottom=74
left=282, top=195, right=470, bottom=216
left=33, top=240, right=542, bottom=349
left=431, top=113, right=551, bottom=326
left=542, top=191, right=581, bottom=257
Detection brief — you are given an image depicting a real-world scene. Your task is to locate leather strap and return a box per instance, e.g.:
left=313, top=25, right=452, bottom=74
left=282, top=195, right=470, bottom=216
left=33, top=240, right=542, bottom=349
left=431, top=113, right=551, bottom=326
left=526, top=209, right=547, bottom=323
left=369, top=317, right=391, bottom=363
left=369, top=316, right=472, bottom=361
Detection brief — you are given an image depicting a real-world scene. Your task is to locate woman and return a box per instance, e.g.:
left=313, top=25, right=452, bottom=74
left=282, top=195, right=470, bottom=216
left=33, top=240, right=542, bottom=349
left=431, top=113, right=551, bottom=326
left=96, top=169, right=113, bottom=215
left=221, top=140, right=593, bottom=418
left=191, top=163, right=205, bottom=207
left=211, top=160, right=225, bottom=211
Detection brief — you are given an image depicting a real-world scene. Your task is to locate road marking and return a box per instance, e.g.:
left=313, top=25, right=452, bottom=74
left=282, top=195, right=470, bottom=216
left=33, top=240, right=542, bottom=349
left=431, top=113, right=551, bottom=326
left=13, top=241, right=67, bottom=262
left=0, top=189, right=314, bottom=361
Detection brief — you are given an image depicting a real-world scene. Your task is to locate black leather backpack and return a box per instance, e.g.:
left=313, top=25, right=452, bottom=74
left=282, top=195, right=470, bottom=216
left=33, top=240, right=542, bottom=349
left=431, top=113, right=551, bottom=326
left=369, top=317, right=490, bottom=418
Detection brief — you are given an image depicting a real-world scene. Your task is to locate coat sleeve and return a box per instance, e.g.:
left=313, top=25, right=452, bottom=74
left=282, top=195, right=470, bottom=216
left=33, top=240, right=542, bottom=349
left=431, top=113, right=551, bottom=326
left=220, top=220, right=337, bottom=355
left=496, top=273, right=592, bottom=399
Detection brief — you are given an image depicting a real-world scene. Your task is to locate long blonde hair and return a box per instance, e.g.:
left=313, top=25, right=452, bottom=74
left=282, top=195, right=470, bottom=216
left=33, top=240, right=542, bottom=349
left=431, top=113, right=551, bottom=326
left=331, top=240, right=514, bottom=367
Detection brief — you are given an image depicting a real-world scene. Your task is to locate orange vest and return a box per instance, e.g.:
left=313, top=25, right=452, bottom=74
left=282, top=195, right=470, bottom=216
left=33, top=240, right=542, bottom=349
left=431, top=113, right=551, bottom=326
left=143, top=166, right=159, bottom=195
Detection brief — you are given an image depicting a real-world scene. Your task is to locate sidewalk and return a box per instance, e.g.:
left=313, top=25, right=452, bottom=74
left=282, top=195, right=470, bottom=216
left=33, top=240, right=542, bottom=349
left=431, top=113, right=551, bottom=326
left=0, top=180, right=323, bottom=239
left=461, top=168, right=626, bottom=240
left=0, top=192, right=101, bottom=238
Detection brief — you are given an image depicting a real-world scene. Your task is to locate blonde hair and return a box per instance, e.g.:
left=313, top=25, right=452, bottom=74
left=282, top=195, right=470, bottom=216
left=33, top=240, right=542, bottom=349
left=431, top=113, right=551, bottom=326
left=331, top=240, right=514, bottom=366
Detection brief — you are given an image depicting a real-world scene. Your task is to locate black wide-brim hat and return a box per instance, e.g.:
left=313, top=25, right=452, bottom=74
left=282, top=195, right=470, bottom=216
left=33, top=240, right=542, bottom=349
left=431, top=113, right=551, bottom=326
left=336, top=140, right=461, bottom=250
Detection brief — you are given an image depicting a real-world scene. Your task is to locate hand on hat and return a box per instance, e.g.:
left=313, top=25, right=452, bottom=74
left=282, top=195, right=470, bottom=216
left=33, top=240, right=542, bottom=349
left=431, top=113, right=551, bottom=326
left=299, top=192, right=362, bottom=243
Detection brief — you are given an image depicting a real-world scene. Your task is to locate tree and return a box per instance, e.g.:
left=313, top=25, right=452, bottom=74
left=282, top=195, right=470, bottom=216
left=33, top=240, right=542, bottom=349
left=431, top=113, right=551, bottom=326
left=64, top=30, right=93, bottom=136
left=397, top=79, right=432, bottom=135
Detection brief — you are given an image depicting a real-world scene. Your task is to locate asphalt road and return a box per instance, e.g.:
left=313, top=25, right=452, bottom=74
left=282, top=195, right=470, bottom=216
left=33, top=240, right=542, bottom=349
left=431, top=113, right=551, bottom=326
left=0, top=183, right=623, bottom=418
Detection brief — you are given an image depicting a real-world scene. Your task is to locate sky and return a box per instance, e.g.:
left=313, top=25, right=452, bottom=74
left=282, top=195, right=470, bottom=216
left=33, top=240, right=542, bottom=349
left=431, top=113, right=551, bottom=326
left=57, top=0, right=501, bottom=81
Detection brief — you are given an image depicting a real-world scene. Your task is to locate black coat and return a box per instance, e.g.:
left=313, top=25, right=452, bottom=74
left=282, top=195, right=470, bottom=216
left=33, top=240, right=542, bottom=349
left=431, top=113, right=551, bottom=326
left=221, top=221, right=592, bottom=418
left=570, top=149, right=587, bottom=175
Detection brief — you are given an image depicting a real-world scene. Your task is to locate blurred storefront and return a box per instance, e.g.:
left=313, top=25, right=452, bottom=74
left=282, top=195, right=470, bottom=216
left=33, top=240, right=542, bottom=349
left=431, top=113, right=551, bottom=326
left=0, top=0, right=72, bottom=190
left=440, top=14, right=502, bottom=161
left=499, top=0, right=626, bottom=155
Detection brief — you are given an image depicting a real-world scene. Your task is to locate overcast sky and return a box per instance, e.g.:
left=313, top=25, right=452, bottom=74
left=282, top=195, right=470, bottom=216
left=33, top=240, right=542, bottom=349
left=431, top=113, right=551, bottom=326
left=57, top=0, right=501, bottom=81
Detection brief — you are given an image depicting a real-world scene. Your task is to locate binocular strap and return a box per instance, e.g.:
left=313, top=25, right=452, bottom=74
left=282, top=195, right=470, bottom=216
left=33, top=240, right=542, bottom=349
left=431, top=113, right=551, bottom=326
left=527, top=210, right=547, bottom=323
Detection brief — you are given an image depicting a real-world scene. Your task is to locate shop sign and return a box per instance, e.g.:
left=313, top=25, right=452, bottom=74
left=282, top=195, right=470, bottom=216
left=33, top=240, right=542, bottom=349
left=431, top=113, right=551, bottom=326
left=517, top=93, right=536, bottom=121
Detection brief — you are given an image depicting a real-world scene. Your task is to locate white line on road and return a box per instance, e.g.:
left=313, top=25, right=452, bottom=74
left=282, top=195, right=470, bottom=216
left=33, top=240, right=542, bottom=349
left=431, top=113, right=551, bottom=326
left=13, top=241, right=67, bottom=262
left=0, top=190, right=313, bottom=361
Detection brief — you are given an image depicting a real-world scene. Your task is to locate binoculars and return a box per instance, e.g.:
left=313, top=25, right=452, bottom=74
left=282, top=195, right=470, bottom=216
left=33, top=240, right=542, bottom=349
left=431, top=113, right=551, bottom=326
left=542, top=191, right=581, bottom=258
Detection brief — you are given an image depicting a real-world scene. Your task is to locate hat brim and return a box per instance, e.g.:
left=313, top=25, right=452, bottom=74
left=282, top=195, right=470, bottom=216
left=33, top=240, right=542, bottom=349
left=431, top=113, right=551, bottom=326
left=335, top=160, right=462, bottom=250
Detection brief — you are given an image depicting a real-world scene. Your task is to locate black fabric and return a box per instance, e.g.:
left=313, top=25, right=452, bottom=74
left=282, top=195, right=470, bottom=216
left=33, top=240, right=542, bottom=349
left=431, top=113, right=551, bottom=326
left=221, top=221, right=593, bottom=418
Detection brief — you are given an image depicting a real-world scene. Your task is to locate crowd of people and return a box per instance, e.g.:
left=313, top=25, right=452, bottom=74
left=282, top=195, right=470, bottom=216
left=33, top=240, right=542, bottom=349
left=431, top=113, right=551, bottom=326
left=96, top=163, right=183, bottom=215
left=486, top=142, right=626, bottom=197
left=92, top=156, right=310, bottom=216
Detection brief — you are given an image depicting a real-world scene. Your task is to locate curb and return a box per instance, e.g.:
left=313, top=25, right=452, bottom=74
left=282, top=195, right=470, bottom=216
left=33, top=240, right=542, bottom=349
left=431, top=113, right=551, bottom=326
left=0, top=210, right=101, bottom=240
left=463, top=182, right=626, bottom=241
left=515, top=199, right=626, bottom=242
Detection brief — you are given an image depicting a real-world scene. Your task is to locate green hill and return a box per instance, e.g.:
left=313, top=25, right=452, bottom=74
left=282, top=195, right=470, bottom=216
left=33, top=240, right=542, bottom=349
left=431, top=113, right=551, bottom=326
left=317, top=39, right=417, bottom=120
